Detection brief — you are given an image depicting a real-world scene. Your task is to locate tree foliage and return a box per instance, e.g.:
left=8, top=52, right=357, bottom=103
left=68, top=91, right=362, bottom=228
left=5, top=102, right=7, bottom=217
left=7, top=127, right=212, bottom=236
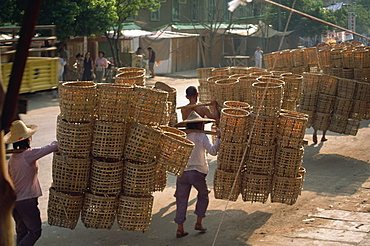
left=264, top=0, right=337, bottom=37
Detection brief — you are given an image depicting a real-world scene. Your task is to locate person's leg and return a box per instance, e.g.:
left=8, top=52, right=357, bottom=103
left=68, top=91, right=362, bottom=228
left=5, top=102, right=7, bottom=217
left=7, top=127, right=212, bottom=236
left=15, top=198, right=42, bottom=246
left=149, top=63, right=155, bottom=77
left=313, top=128, right=318, bottom=144
left=321, top=130, right=328, bottom=142
left=174, top=172, right=191, bottom=237
left=13, top=206, right=28, bottom=244
left=190, top=171, right=209, bottom=231
left=96, top=70, right=103, bottom=83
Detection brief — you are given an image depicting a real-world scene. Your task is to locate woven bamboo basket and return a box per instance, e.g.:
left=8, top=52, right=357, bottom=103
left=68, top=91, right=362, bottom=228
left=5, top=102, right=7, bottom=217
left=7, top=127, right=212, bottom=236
left=92, top=121, right=126, bottom=160
left=213, top=169, right=241, bottom=201
left=131, top=86, right=169, bottom=126
left=316, top=94, right=336, bottom=114
left=252, top=82, right=283, bottom=117
left=81, top=192, right=117, bottom=229
left=196, top=67, right=214, bottom=86
left=312, top=112, right=331, bottom=131
left=217, top=141, right=247, bottom=172
left=334, top=97, right=353, bottom=117
left=230, top=66, right=249, bottom=75
left=124, top=123, right=161, bottom=163
left=344, top=118, right=361, bottom=136
left=223, top=101, right=251, bottom=111
left=330, top=67, right=341, bottom=77
left=269, top=70, right=291, bottom=76
left=279, top=49, right=293, bottom=67
left=280, top=74, right=303, bottom=100
left=354, top=82, right=370, bottom=101
left=214, top=78, right=240, bottom=106
left=212, top=67, right=230, bottom=76
left=248, top=67, right=267, bottom=73
left=322, top=66, right=332, bottom=75
left=159, top=126, right=186, bottom=137
left=47, top=187, right=83, bottom=229
left=229, top=74, right=247, bottom=79
left=350, top=100, right=367, bottom=119
left=257, top=76, right=285, bottom=89
left=241, top=172, right=272, bottom=203
left=198, top=85, right=211, bottom=103
left=318, top=49, right=332, bottom=67
left=59, top=81, right=96, bottom=123
left=115, top=71, right=145, bottom=86
left=290, top=49, right=306, bottom=67
left=169, top=112, right=179, bottom=127
left=263, top=53, right=276, bottom=69
left=117, top=67, right=145, bottom=74
left=207, top=75, right=230, bottom=100
left=319, top=75, right=338, bottom=96
left=157, top=132, right=195, bottom=176
left=96, top=83, right=134, bottom=122
left=122, top=160, right=157, bottom=196
left=154, top=81, right=177, bottom=114
left=250, top=71, right=272, bottom=78
left=238, top=76, right=258, bottom=103
left=302, top=73, right=320, bottom=94
left=341, top=49, right=354, bottom=68
left=271, top=174, right=302, bottom=205
left=337, top=78, right=357, bottom=99
left=220, top=108, right=250, bottom=143
left=275, top=146, right=304, bottom=178
left=277, top=111, right=308, bottom=148
left=89, top=158, right=124, bottom=195
left=331, top=48, right=343, bottom=67
left=303, top=47, right=319, bottom=65
left=52, top=153, right=90, bottom=193
left=328, top=114, right=347, bottom=134
left=57, top=120, right=93, bottom=158
left=244, top=144, right=275, bottom=175
left=354, top=68, right=366, bottom=82
left=296, top=109, right=314, bottom=128
left=353, top=50, right=369, bottom=69
left=281, top=99, right=297, bottom=111
left=117, top=195, right=154, bottom=232
left=249, top=114, right=278, bottom=146
left=152, top=168, right=167, bottom=192
left=341, top=68, right=354, bottom=79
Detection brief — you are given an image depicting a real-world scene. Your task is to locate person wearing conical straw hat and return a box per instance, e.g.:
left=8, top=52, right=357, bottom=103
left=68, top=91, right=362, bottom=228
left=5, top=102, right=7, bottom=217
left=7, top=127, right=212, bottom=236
left=174, top=111, right=221, bottom=238
left=4, top=120, right=58, bottom=246
left=181, top=86, right=220, bottom=124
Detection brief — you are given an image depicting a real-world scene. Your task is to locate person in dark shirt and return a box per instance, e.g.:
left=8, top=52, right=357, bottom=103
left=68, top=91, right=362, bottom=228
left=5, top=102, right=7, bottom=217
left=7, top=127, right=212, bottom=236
left=147, top=47, right=156, bottom=78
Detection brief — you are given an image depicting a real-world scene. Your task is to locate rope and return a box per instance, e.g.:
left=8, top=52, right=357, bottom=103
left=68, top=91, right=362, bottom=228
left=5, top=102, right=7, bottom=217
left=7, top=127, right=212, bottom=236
left=211, top=1, right=297, bottom=245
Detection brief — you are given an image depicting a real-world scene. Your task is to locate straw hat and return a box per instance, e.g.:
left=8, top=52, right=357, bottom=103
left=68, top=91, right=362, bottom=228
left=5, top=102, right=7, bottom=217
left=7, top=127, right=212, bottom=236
left=175, top=111, right=215, bottom=127
left=4, top=120, right=38, bottom=144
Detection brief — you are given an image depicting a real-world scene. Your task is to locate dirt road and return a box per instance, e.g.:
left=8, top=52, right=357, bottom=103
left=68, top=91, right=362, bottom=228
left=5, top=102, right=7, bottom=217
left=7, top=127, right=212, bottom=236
left=15, top=75, right=370, bottom=245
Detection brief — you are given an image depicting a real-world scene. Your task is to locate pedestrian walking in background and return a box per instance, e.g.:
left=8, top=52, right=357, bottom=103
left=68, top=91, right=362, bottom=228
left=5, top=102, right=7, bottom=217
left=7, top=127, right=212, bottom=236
left=73, top=53, right=84, bottom=80
left=252, top=46, right=263, bottom=68
left=58, top=43, right=69, bottom=80
left=147, top=47, right=156, bottom=78
left=174, top=111, right=221, bottom=238
left=95, top=51, right=109, bottom=83
left=5, top=120, right=58, bottom=246
left=56, top=52, right=66, bottom=82
left=82, top=52, right=94, bottom=81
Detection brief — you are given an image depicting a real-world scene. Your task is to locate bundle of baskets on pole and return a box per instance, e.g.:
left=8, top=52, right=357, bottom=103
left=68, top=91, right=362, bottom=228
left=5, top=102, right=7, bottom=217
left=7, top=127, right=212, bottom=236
left=49, top=80, right=194, bottom=232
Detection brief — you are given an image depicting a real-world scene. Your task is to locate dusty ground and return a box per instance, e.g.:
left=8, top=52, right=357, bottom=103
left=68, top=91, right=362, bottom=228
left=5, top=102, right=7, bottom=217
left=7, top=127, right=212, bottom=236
left=12, top=75, right=370, bottom=245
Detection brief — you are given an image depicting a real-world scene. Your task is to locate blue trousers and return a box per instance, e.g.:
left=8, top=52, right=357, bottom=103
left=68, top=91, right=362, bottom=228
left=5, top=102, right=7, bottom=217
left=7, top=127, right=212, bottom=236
left=174, top=170, right=209, bottom=224
left=13, top=198, right=42, bottom=246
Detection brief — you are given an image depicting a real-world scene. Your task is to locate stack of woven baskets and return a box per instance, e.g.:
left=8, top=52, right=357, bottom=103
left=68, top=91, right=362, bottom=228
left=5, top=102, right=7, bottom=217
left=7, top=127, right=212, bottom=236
left=214, top=103, right=251, bottom=201
left=299, top=73, right=369, bottom=135
left=273, top=110, right=308, bottom=205
left=49, top=81, right=96, bottom=229
left=196, top=67, right=214, bottom=103
left=49, top=81, right=194, bottom=232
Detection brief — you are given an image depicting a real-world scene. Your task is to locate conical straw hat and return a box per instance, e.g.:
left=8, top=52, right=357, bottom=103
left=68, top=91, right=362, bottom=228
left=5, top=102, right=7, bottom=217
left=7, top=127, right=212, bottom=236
left=4, top=120, right=38, bottom=144
left=175, top=111, right=214, bottom=127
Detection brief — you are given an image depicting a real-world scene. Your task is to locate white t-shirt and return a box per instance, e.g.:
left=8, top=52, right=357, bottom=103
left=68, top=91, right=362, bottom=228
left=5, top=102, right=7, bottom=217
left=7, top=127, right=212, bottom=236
left=184, top=132, right=220, bottom=174
left=254, top=50, right=263, bottom=60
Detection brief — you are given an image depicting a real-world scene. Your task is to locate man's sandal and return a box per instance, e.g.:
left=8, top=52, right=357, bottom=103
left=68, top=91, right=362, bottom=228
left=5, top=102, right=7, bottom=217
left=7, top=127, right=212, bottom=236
left=176, top=230, right=188, bottom=238
left=194, top=223, right=207, bottom=232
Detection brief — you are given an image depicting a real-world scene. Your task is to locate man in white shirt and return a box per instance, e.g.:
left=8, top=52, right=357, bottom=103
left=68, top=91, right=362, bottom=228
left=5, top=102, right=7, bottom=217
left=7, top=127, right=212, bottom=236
left=174, top=111, right=220, bottom=238
left=252, top=46, right=263, bottom=68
